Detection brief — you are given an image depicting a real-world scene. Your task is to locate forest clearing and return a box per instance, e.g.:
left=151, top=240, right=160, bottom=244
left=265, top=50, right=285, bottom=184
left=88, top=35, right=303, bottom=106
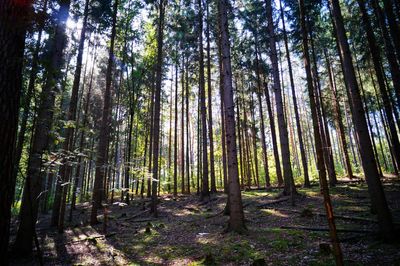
left=2, top=0, right=400, bottom=264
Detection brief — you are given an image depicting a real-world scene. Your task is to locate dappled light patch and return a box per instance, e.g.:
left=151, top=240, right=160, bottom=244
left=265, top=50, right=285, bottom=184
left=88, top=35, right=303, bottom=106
left=261, top=208, right=289, bottom=218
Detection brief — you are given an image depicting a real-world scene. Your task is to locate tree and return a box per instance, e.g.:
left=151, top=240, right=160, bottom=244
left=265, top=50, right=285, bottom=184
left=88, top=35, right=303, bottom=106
left=90, top=0, right=119, bottom=225
left=218, top=0, right=245, bottom=232
left=199, top=0, right=210, bottom=201
left=328, top=0, right=395, bottom=240
left=279, top=0, right=309, bottom=187
left=150, top=0, right=166, bottom=216
left=0, top=0, right=33, bottom=261
left=265, top=0, right=296, bottom=196
left=14, top=0, right=71, bottom=255
left=53, top=0, right=91, bottom=232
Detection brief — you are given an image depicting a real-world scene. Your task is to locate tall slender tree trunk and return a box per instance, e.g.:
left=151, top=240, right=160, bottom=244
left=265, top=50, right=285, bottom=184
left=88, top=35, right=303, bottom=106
left=199, top=0, right=209, bottom=201
left=265, top=0, right=295, bottom=195
left=263, top=81, right=283, bottom=186
left=325, top=51, right=353, bottom=179
left=254, top=36, right=270, bottom=187
left=186, top=58, right=191, bottom=193
left=218, top=43, right=228, bottom=193
left=279, top=0, right=309, bottom=187
left=329, top=0, right=395, bottom=240
left=372, top=0, right=400, bottom=113
left=150, top=0, right=165, bottom=216
left=55, top=0, right=90, bottom=232
left=382, top=0, right=400, bottom=65
left=174, top=64, right=178, bottom=198
left=206, top=0, right=217, bottom=193
left=90, top=0, right=118, bottom=225
left=218, top=0, right=245, bottom=232
left=358, top=0, right=400, bottom=171
left=181, top=56, right=185, bottom=193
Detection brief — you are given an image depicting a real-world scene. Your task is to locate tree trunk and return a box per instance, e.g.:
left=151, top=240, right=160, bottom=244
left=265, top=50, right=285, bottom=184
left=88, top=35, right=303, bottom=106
left=299, top=0, right=343, bottom=262
left=90, top=0, right=118, bottom=225
left=358, top=0, right=400, bottom=171
left=265, top=0, right=295, bottom=195
left=329, top=0, right=395, bottom=240
left=381, top=0, right=400, bottom=65
left=0, top=0, right=33, bottom=260
left=14, top=0, right=71, bottom=255
left=55, top=0, right=90, bottom=232
left=324, top=51, right=353, bottom=179
left=254, top=36, right=270, bottom=187
left=150, top=0, right=165, bottom=216
left=279, top=0, right=309, bottom=187
left=218, top=0, right=245, bottom=232
left=263, top=81, right=283, bottom=186
left=174, top=64, right=178, bottom=197
left=371, top=0, right=400, bottom=116
left=206, top=0, right=217, bottom=193
left=199, top=0, right=209, bottom=201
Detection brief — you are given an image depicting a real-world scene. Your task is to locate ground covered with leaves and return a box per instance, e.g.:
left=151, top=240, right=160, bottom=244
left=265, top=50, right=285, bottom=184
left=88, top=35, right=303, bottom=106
left=9, top=176, right=400, bottom=265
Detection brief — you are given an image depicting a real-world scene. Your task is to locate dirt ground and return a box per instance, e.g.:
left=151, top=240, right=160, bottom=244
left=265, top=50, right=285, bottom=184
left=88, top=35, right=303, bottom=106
left=9, top=176, right=400, bottom=265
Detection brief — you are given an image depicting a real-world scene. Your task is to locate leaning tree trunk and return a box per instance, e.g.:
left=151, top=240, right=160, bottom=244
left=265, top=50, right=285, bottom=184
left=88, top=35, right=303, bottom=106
left=0, top=0, right=33, bottom=260
left=299, top=0, right=343, bottom=262
left=218, top=0, right=245, bottom=232
left=358, top=0, right=400, bottom=171
left=371, top=0, right=400, bottom=111
left=381, top=0, right=400, bottom=65
left=90, top=0, right=118, bottom=225
left=329, top=0, right=395, bottom=241
left=265, top=0, right=296, bottom=196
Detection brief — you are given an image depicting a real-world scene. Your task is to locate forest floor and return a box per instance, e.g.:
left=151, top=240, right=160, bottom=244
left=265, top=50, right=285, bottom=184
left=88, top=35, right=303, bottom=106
left=9, top=175, right=400, bottom=266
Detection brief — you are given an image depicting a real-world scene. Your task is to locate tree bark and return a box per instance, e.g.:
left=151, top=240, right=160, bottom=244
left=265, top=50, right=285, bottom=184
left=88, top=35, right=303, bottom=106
left=0, top=0, right=33, bottom=260
left=218, top=0, right=245, bottom=232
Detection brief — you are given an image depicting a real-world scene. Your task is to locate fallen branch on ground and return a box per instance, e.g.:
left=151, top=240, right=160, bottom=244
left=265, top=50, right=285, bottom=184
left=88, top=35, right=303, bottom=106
left=124, top=210, right=150, bottom=221
left=280, top=225, right=375, bottom=234
left=262, top=206, right=382, bottom=224
left=256, top=197, right=290, bottom=208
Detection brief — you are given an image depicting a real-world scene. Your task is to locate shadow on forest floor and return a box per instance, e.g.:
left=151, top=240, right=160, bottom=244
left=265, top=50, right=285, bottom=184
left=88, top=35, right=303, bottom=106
left=9, top=175, right=400, bottom=265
